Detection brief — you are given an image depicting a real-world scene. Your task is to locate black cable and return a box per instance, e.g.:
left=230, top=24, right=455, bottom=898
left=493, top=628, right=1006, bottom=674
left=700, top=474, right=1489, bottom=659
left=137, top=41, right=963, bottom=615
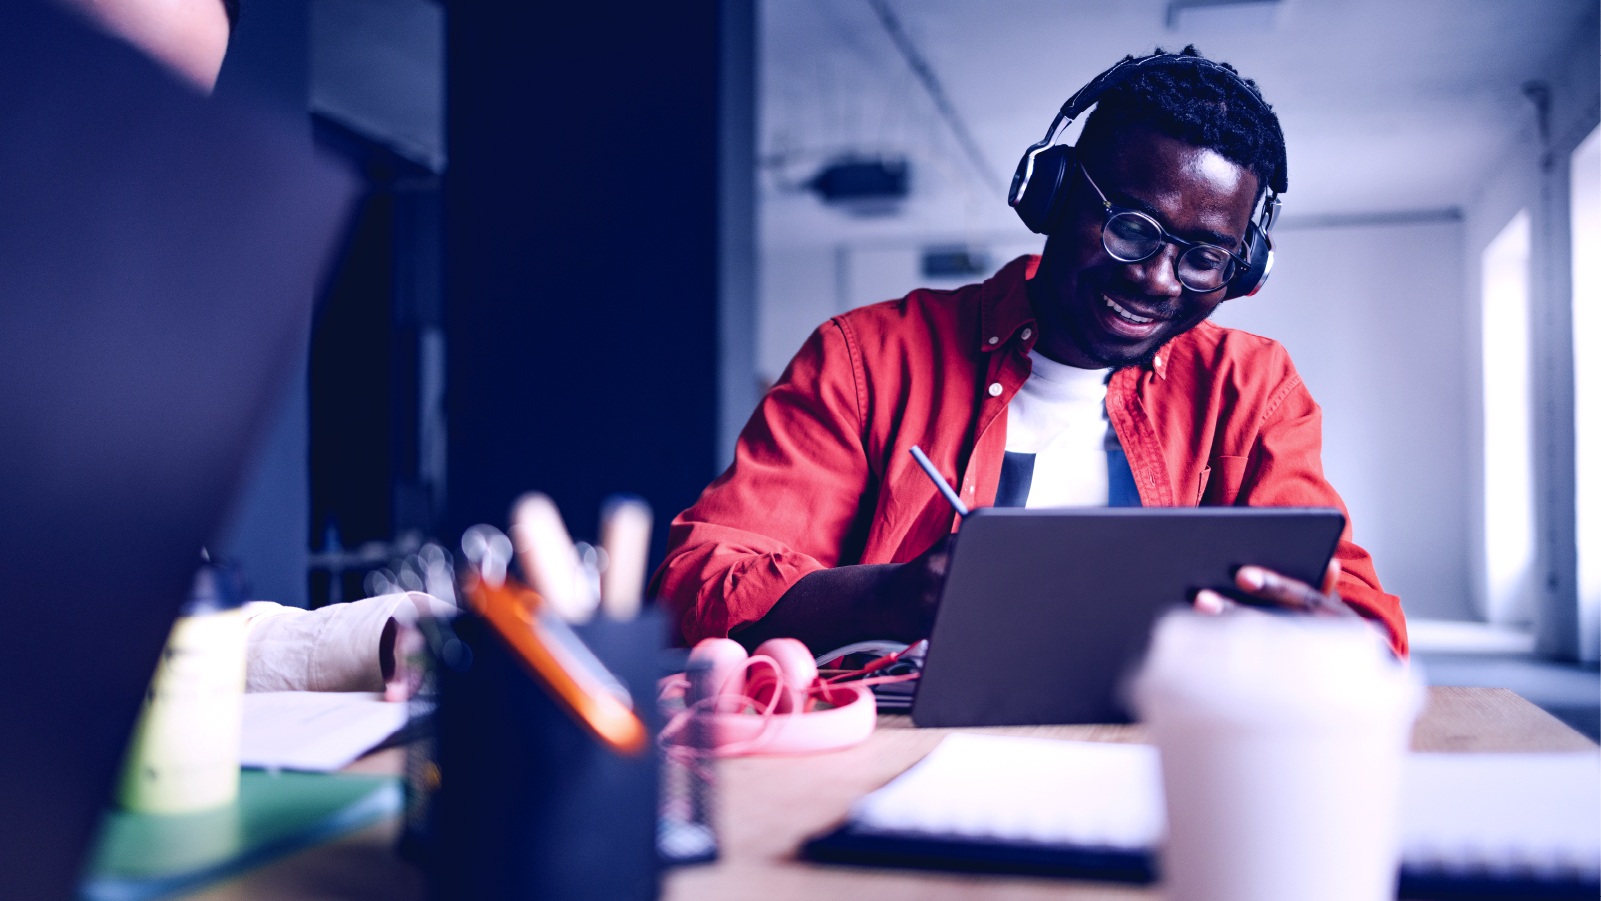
left=864, top=0, right=1004, bottom=197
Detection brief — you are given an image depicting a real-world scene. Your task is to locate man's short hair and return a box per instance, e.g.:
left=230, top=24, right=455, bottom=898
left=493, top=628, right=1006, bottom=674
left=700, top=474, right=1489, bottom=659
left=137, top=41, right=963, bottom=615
left=1078, top=45, right=1287, bottom=196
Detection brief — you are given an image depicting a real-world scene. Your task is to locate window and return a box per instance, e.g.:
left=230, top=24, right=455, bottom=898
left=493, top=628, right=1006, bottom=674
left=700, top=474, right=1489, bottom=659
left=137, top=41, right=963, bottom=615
left=1572, top=125, right=1600, bottom=661
left=1482, top=209, right=1534, bottom=626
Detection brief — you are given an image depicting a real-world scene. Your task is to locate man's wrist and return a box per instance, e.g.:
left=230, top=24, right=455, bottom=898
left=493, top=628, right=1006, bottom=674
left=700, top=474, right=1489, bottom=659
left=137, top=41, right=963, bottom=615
left=867, top=562, right=917, bottom=639
left=741, top=563, right=903, bottom=653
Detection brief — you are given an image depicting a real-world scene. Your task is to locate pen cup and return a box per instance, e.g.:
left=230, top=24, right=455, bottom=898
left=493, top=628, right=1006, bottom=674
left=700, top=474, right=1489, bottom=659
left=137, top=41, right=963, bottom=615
left=425, top=607, right=664, bottom=901
left=1133, top=613, right=1421, bottom=901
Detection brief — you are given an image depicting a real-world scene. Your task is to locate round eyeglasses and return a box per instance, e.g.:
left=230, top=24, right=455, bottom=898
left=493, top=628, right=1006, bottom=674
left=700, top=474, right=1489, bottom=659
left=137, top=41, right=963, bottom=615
left=1078, top=163, right=1248, bottom=293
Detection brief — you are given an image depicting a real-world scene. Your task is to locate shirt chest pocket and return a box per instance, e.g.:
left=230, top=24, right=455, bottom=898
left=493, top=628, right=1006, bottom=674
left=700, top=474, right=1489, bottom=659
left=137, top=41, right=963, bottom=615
left=1197, top=455, right=1250, bottom=506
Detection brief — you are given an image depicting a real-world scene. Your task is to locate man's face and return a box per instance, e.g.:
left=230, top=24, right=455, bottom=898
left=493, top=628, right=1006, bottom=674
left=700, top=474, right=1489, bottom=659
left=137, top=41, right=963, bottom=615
left=1028, top=125, right=1261, bottom=369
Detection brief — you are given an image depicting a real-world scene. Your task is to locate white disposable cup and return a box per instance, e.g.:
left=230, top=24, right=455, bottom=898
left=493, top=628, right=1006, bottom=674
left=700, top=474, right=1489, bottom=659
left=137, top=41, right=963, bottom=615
left=1133, top=613, right=1422, bottom=901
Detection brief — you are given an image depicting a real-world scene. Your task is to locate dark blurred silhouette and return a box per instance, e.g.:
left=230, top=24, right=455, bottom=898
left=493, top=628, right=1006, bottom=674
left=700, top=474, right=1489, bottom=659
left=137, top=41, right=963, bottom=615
left=0, top=2, right=353, bottom=897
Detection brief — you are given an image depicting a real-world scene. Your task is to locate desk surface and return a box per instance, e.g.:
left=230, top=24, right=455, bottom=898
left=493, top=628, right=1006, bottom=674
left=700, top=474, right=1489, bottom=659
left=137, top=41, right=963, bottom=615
left=190, top=687, right=1595, bottom=901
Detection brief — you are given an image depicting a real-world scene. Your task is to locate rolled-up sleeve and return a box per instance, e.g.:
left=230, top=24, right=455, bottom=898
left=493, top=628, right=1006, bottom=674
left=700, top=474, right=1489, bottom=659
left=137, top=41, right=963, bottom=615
left=243, top=591, right=456, bottom=692
left=1241, top=377, right=1409, bottom=656
left=651, top=320, right=873, bottom=643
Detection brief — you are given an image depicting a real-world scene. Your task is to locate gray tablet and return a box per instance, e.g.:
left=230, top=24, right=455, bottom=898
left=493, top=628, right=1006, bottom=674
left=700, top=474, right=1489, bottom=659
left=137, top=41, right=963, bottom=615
left=910, top=507, right=1346, bottom=728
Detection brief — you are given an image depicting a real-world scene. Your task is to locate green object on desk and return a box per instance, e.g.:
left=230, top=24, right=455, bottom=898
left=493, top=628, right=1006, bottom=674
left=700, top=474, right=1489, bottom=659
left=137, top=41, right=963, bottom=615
left=80, top=769, right=402, bottom=901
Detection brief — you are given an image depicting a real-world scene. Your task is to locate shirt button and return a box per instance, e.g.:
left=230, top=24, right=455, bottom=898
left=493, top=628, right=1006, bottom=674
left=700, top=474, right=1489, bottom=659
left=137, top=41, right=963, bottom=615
left=1021, top=328, right=1032, bottom=340
left=987, top=336, right=999, bottom=345
left=988, top=382, right=1003, bottom=397
left=1154, top=355, right=1162, bottom=366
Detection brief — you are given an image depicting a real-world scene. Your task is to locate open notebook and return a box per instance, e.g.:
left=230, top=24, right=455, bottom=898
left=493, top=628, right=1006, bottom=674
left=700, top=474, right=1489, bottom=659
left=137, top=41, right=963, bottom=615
left=805, top=733, right=1601, bottom=898
left=240, top=692, right=424, bottom=772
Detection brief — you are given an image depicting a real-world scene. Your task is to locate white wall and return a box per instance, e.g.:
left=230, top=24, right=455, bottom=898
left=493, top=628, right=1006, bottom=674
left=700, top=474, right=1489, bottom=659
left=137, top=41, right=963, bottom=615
left=1479, top=210, right=1537, bottom=627
left=1214, top=220, right=1472, bottom=621
left=758, top=237, right=1043, bottom=385
left=1572, top=125, right=1601, bottom=661
left=1459, top=22, right=1600, bottom=656
left=758, top=246, right=835, bottom=387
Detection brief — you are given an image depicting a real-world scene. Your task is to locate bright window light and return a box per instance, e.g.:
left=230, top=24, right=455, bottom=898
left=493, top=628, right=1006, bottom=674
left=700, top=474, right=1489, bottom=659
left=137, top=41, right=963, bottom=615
left=1572, top=125, right=1600, bottom=662
left=1482, top=209, right=1534, bottom=626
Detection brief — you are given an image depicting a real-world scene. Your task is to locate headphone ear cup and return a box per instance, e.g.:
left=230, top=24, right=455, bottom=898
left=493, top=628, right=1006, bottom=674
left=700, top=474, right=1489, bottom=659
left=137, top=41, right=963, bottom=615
left=751, top=638, right=818, bottom=713
left=1012, top=144, right=1076, bottom=235
left=1225, top=222, right=1274, bottom=300
left=686, top=637, right=748, bottom=706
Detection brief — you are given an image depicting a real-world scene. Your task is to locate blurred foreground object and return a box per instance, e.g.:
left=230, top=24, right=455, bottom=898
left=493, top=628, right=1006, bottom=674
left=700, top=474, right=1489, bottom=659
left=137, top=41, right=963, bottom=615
left=420, top=521, right=661, bottom=899
left=509, top=491, right=656, bottom=623
left=429, top=607, right=665, bottom=901
left=0, top=1, right=354, bottom=897
left=509, top=493, right=594, bottom=622
left=460, top=524, right=645, bottom=754
left=117, top=559, right=246, bottom=814
left=656, top=653, right=718, bottom=865
left=1134, top=613, right=1422, bottom=901
left=599, top=494, right=653, bottom=620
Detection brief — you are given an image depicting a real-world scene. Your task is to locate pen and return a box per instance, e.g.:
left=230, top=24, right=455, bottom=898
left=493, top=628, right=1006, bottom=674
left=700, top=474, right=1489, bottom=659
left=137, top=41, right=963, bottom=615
left=909, top=446, right=969, bottom=516
left=510, top=492, right=598, bottom=622
left=599, top=493, right=652, bottom=621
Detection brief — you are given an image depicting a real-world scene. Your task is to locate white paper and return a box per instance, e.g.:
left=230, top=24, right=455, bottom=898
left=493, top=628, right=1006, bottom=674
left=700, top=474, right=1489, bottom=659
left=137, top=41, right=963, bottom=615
left=850, top=733, right=1165, bottom=850
left=240, top=691, right=410, bottom=772
left=848, top=733, right=1600, bottom=879
left=1401, top=753, right=1601, bottom=879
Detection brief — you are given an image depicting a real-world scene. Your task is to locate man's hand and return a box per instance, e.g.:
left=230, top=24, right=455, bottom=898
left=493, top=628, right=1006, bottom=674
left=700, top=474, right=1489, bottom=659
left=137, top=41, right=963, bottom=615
left=1193, top=559, right=1397, bottom=648
left=734, top=536, right=952, bottom=654
left=878, top=535, right=951, bottom=639
left=1194, top=558, right=1356, bottom=616
left=379, top=618, right=427, bottom=702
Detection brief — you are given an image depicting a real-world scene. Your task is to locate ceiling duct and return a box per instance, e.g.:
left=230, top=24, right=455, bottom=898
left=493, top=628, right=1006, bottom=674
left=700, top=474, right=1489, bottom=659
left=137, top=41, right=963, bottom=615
left=922, top=246, right=990, bottom=280
left=1165, top=0, right=1284, bottom=33
left=807, top=157, right=910, bottom=217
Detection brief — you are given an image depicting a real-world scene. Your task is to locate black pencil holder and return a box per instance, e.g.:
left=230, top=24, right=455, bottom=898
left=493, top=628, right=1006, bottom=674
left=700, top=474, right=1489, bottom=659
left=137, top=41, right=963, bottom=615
left=425, top=608, right=665, bottom=901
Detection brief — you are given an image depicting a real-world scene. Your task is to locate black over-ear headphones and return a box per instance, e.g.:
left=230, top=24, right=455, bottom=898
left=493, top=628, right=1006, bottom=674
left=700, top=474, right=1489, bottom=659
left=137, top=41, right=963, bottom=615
left=1008, top=53, right=1287, bottom=300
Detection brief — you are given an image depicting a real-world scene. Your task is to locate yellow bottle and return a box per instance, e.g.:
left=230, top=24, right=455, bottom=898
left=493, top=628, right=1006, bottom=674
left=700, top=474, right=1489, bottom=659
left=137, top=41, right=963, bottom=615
left=117, top=559, right=246, bottom=814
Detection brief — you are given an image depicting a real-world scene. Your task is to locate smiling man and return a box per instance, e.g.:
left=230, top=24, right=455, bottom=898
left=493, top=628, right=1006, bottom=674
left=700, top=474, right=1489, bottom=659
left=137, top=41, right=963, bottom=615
left=651, top=47, right=1408, bottom=656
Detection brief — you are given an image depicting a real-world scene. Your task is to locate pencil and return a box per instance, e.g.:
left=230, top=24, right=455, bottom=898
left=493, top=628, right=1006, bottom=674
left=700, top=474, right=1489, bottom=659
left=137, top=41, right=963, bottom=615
left=909, top=445, right=969, bottom=516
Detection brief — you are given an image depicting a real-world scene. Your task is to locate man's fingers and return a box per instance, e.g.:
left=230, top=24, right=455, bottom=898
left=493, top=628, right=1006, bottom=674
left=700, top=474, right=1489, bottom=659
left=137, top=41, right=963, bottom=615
left=1236, top=565, right=1357, bottom=617
left=1193, top=589, right=1229, bottom=615
left=914, top=537, right=952, bottom=614
left=1236, top=565, right=1326, bottom=613
left=1321, top=557, right=1341, bottom=596
left=1193, top=589, right=1275, bottom=618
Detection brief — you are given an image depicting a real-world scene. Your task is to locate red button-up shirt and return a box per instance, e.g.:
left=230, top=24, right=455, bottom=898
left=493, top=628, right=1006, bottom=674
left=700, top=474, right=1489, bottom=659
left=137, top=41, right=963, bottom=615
left=652, top=255, right=1408, bottom=655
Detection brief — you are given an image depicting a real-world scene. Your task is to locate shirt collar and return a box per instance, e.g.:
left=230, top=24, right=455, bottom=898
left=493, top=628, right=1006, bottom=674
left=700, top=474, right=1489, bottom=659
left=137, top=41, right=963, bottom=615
left=979, top=254, right=1169, bottom=379
left=978, top=255, right=1039, bottom=355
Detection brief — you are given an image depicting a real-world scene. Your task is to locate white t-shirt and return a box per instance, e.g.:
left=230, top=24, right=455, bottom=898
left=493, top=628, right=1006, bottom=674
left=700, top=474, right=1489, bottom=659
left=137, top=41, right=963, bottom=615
left=1001, top=351, right=1114, bottom=508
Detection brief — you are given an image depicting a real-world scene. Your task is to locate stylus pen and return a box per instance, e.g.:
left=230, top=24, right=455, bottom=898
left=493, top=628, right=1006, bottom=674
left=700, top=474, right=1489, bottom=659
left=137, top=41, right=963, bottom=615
left=909, top=445, right=969, bottom=516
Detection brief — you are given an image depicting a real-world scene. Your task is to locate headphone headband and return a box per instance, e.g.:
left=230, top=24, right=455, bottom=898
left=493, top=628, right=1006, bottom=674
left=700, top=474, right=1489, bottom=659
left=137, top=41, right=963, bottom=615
left=1009, top=52, right=1288, bottom=208
left=1058, top=54, right=1266, bottom=128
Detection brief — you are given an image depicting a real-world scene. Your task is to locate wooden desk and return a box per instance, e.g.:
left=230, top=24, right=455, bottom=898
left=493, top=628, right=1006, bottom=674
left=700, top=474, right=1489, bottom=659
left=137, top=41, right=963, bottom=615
left=193, top=687, right=1595, bottom=900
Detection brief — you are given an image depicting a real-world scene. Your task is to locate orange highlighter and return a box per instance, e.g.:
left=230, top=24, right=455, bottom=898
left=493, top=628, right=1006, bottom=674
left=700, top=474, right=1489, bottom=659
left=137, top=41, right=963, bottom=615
left=462, top=572, right=648, bottom=756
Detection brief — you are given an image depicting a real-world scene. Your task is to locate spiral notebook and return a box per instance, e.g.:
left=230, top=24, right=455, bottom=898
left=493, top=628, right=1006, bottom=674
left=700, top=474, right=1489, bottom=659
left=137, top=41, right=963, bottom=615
left=804, top=733, right=1601, bottom=898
